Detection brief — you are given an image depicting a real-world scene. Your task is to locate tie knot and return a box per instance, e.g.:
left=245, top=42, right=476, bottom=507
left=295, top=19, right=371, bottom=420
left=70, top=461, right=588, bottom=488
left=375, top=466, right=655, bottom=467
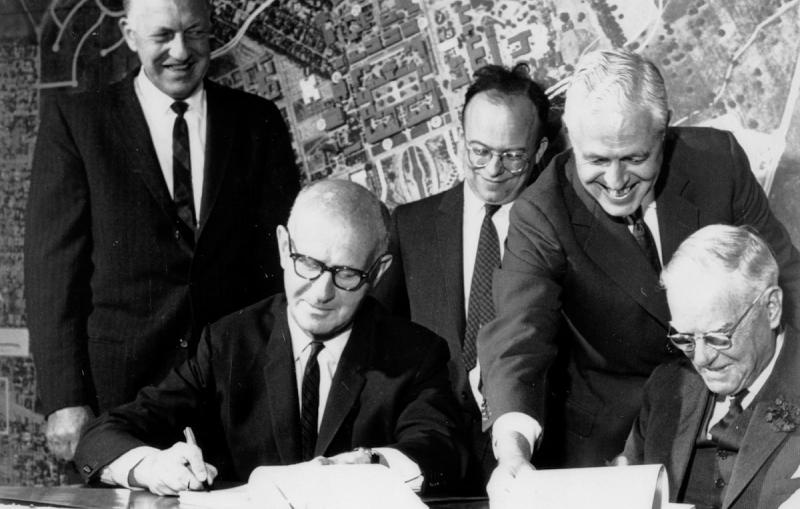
left=625, top=207, right=645, bottom=226
left=171, top=101, right=189, bottom=117
left=308, top=340, right=325, bottom=359
left=485, top=204, right=501, bottom=218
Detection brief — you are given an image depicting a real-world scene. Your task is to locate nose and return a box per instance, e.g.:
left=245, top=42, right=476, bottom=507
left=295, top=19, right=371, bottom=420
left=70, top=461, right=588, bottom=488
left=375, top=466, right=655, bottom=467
left=603, top=161, right=627, bottom=189
left=482, top=153, right=505, bottom=178
left=168, top=33, right=189, bottom=61
left=691, top=339, right=718, bottom=368
left=308, top=271, right=336, bottom=303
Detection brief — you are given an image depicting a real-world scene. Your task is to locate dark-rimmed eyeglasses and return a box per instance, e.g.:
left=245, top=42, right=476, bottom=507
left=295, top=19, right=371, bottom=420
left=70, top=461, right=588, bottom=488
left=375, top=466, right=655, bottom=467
left=667, top=287, right=771, bottom=353
left=287, top=233, right=386, bottom=292
left=465, top=142, right=530, bottom=174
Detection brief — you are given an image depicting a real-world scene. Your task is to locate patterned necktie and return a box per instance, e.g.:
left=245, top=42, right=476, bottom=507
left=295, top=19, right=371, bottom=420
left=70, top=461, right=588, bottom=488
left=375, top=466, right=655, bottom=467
left=463, top=204, right=501, bottom=372
left=626, top=207, right=661, bottom=272
left=301, top=341, right=325, bottom=460
left=171, top=101, right=196, bottom=231
left=709, top=389, right=749, bottom=449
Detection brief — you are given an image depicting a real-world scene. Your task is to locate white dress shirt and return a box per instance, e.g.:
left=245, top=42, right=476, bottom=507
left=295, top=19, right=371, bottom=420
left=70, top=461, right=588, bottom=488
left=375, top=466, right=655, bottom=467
left=492, top=199, right=664, bottom=460
left=462, top=184, right=513, bottom=411
left=134, top=69, right=206, bottom=218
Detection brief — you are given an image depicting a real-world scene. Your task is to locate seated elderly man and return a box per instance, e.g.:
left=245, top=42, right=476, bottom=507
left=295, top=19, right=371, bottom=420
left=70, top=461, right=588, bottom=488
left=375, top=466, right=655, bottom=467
left=74, top=180, right=467, bottom=495
left=619, top=225, right=800, bottom=509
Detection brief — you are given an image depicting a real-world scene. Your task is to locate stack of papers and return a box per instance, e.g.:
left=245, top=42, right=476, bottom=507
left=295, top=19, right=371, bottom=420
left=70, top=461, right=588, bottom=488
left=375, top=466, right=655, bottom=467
left=180, top=464, right=427, bottom=509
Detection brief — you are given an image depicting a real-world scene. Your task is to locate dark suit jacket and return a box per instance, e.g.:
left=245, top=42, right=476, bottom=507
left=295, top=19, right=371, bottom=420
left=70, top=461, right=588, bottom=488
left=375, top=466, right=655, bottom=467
left=623, top=327, right=800, bottom=509
left=25, top=73, right=300, bottom=415
left=73, top=295, right=467, bottom=493
left=377, top=183, right=469, bottom=408
left=375, top=183, right=499, bottom=487
left=478, top=126, right=800, bottom=467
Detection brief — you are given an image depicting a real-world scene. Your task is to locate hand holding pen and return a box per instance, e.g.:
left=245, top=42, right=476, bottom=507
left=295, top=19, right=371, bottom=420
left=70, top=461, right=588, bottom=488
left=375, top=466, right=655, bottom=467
left=129, top=426, right=218, bottom=496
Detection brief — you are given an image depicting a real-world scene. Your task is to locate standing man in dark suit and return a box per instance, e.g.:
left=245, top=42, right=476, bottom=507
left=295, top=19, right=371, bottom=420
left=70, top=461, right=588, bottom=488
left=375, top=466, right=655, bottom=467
left=25, top=0, right=299, bottom=461
left=374, top=64, right=550, bottom=489
left=74, top=180, right=466, bottom=495
left=479, top=49, right=800, bottom=501
left=620, top=225, right=800, bottom=509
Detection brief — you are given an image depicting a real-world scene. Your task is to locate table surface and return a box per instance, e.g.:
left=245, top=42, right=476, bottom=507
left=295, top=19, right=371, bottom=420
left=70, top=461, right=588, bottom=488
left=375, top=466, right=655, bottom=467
left=0, top=486, right=489, bottom=509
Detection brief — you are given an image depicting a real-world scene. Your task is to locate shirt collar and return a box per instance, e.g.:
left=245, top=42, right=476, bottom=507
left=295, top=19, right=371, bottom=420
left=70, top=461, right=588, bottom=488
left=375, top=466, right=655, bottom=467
left=287, top=310, right=351, bottom=365
left=462, top=181, right=514, bottom=218
left=740, top=329, right=784, bottom=408
left=134, top=67, right=205, bottom=117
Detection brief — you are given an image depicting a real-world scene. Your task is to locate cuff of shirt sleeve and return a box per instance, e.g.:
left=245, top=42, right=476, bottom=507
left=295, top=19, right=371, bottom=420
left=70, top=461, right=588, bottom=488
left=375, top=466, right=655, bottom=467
left=491, top=412, right=541, bottom=461
left=372, top=447, right=423, bottom=492
left=99, top=446, right=160, bottom=488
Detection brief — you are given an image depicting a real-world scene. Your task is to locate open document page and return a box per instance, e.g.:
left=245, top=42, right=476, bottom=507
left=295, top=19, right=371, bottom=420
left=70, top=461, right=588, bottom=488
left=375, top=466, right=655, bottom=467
left=179, top=464, right=427, bottom=509
left=505, top=463, right=694, bottom=509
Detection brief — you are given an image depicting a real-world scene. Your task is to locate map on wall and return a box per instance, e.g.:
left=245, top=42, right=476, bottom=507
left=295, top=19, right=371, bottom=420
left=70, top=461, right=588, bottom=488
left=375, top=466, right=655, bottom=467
left=2, top=0, right=800, bottom=485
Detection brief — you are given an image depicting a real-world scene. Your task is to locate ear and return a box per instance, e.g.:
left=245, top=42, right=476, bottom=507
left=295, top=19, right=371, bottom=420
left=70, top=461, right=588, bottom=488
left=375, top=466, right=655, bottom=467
left=119, top=17, right=138, bottom=52
left=276, top=225, right=290, bottom=270
left=370, top=254, right=393, bottom=287
left=766, top=285, right=783, bottom=329
left=533, top=137, right=549, bottom=164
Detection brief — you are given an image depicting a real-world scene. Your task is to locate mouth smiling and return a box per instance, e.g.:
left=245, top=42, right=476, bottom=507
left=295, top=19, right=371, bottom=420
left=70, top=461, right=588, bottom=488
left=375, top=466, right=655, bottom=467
left=598, top=181, right=638, bottom=201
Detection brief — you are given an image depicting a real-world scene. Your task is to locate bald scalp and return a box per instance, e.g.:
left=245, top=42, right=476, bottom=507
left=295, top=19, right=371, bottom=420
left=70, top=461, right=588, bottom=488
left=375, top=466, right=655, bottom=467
left=288, top=180, right=390, bottom=257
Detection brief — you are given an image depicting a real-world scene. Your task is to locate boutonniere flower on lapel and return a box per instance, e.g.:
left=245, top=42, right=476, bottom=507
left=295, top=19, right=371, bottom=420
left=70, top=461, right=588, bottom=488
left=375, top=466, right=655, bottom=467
left=765, top=396, right=800, bottom=432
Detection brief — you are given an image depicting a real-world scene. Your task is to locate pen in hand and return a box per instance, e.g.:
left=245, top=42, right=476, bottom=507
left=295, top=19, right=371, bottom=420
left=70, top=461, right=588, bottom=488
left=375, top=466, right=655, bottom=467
left=183, top=426, right=211, bottom=491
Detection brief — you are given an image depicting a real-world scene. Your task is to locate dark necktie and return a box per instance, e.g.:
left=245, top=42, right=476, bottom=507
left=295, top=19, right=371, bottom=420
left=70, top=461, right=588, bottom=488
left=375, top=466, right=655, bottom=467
left=709, top=389, right=748, bottom=449
left=171, top=101, right=196, bottom=231
left=463, top=204, right=501, bottom=372
left=301, top=341, right=325, bottom=460
left=626, top=208, right=661, bottom=273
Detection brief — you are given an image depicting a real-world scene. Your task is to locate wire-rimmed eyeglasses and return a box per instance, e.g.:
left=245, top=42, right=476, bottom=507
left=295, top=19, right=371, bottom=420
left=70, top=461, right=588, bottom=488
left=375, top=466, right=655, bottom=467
left=465, top=142, right=530, bottom=174
left=667, top=286, right=771, bottom=353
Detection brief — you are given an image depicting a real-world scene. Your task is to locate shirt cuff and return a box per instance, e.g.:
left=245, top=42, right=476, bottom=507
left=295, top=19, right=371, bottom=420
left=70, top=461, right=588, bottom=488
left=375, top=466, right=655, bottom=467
left=99, top=446, right=160, bottom=488
left=491, top=412, right=542, bottom=461
left=372, top=447, right=423, bottom=492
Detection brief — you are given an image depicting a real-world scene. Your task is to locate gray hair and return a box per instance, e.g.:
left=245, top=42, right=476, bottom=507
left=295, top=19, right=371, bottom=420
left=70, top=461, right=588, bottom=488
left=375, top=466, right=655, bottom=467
left=563, top=49, right=669, bottom=134
left=662, top=225, right=779, bottom=297
left=289, top=179, right=390, bottom=256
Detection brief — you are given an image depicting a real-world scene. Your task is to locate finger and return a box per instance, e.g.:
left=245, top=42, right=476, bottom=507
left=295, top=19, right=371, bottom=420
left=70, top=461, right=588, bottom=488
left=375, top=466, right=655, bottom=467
left=183, top=444, right=208, bottom=482
left=205, top=463, right=219, bottom=485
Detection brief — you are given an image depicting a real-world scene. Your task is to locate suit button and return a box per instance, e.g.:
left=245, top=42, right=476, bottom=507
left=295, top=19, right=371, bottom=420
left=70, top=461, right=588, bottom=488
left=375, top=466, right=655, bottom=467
left=174, top=229, right=181, bottom=240
left=461, top=390, right=469, bottom=401
left=715, top=478, right=726, bottom=489
left=178, top=338, right=189, bottom=348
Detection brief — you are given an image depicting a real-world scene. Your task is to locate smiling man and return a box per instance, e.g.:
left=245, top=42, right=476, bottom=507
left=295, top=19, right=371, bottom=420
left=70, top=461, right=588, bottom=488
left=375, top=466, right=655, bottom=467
left=620, top=225, right=800, bottom=509
left=374, top=64, right=551, bottom=492
left=477, top=49, right=800, bottom=502
left=73, top=180, right=466, bottom=495
left=26, top=0, right=298, bottom=462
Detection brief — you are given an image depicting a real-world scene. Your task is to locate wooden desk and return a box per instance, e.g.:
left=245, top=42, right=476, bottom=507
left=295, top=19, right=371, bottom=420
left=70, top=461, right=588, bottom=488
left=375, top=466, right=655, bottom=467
left=0, top=486, right=488, bottom=508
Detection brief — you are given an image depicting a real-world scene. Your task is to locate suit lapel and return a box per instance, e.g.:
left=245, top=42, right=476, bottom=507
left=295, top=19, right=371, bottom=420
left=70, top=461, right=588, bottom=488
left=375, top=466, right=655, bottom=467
left=436, top=185, right=466, bottom=342
left=564, top=157, right=669, bottom=327
left=114, top=75, right=177, bottom=221
left=264, top=309, right=302, bottom=464
left=315, top=314, right=369, bottom=456
left=724, top=331, right=800, bottom=508
left=114, top=73, right=194, bottom=251
left=652, top=134, right=698, bottom=265
left=670, top=371, right=713, bottom=496
left=198, top=81, right=233, bottom=239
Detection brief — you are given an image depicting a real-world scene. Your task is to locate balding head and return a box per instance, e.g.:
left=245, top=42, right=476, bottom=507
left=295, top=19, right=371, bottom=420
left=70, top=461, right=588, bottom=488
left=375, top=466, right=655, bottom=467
left=277, top=180, right=393, bottom=340
left=289, top=179, right=390, bottom=260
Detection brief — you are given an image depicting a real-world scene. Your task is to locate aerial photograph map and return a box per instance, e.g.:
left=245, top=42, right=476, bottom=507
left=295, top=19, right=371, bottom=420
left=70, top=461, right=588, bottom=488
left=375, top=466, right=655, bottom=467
left=1, top=0, right=800, bottom=484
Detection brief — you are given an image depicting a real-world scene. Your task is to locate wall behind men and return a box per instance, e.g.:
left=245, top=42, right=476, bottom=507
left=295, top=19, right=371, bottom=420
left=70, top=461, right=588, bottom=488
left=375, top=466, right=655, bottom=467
left=1, top=0, right=799, bottom=485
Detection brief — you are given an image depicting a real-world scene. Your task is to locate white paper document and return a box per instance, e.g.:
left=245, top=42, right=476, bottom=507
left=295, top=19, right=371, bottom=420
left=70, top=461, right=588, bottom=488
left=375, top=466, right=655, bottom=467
left=505, top=464, right=689, bottom=509
left=179, top=464, right=427, bottom=509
